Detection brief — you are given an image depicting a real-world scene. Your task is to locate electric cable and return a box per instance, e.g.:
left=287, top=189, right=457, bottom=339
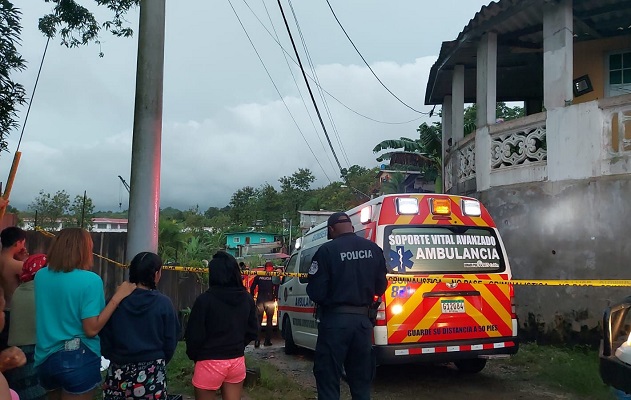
left=227, top=0, right=333, bottom=183
left=324, top=0, right=431, bottom=115
left=287, top=0, right=351, bottom=168
left=256, top=0, right=338, bottom=174
left=241, top=1, right=423, bottom=125
left=16, top=37, right=50, bottom=151
left=276, top=0, right=344, bottom=174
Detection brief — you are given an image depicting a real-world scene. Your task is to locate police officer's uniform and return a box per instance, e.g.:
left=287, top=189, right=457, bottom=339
left=250, top=264, right=278, bottom=347
left=307, top=212, right=388, bottom=400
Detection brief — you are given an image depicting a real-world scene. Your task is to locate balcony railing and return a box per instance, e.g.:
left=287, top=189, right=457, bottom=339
left=489, top=112, right=547, bottom=171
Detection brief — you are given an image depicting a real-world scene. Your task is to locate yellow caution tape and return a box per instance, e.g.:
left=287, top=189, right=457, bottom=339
left=384, top=275, right=631, bottom=287
left=31, top=228, right=631, bottom=286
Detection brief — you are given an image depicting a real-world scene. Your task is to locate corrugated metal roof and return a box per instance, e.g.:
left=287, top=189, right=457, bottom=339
left=425, top=0, right=631, bottom=105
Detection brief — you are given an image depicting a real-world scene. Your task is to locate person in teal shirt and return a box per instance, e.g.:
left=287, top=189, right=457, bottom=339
left=34, top=228, right=135, bottom=400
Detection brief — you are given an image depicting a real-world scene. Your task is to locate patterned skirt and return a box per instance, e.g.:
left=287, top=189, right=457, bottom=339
left=103, top=359, right=167, bottom=400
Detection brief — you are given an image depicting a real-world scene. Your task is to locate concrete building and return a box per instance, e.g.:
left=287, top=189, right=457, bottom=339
left=425, top=0, right=631, bottom=343
left=224, top=231, right=280, bottom=258
left=92, top=218, right=128, bottom=233
left=298, top=211, right=334, bottom=234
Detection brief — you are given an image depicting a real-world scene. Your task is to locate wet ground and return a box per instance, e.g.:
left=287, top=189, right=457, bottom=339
left=245, top=332, right=602, bottom=400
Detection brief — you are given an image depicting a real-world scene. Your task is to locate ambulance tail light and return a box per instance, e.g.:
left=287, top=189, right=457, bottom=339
left=375, top=298, right=386, bottom=326
left=462, top=199, right=482, bottom=216
left=430, top=198, right=451, bottom=215
left=509, top=283, right=517, bottom=318
left=396, top=197, right=419, bottom=215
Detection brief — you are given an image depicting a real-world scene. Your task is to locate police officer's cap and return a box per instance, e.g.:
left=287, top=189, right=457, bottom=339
left=328, top=212, right=351, bottom=227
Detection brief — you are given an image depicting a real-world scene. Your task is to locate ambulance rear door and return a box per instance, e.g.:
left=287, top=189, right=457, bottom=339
left=384, top=225, right=513, bottom=345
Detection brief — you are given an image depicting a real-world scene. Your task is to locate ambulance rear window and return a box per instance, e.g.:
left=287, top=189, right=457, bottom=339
left=384, top=226, right=505, bottom=274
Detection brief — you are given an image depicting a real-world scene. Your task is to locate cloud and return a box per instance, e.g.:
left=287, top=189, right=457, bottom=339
left=3, top=42, right=437, bottom=212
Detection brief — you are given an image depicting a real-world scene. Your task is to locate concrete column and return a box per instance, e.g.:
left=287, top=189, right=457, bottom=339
left=477, top=32, right=497, bottom=127
left=451, top=65, right=465, bottom=141
left=127, top=0, right=166, bottom=265
left=442, top=96, right=453, bottom=192
left=543, top=0, right=573, bottom=110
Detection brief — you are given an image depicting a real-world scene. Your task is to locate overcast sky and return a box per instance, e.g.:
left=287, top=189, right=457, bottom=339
left=5, top=0, right=490, bottom=212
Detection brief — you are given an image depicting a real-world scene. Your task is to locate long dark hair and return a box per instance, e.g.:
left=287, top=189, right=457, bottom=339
left=129, top=252, right=162, bottom=289
left=208, top=251, right=243, bottom=288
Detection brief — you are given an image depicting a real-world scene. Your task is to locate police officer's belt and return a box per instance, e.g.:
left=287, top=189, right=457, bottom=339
left=325, top=305, right=370, bottom=316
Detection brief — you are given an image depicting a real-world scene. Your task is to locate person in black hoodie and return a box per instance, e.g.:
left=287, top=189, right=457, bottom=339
left=100, top=252, right=179, bottom=400
left=186, top=251, right=258, bottom=400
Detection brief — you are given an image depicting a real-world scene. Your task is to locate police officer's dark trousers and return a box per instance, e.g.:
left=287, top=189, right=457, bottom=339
left=313, top=312, right=374, bottom=400
left=256, top=300, right=275, bottom=342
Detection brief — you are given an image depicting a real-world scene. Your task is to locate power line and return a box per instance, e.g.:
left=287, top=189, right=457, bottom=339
left=241, top=1, right=424, bottom=125
left=256, top=0, right=338, bottom=174
left=227, top=0, right=333, bottom=183
left=324, top=0, right=431, bottom=115
left=286, top=0, right=351, bottom=168
left=17, top=37, right=50, bottom=151
left=276, top=0, right=343, bottom=174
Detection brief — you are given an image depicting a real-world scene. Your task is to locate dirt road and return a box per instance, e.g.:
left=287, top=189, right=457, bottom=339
left=246, top=334, right=599, bottom=400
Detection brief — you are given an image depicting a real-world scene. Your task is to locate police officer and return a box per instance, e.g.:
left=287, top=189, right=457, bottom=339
left=307, top=212, right=388, bottom=400
left=250, top=261, right=278, bottom=347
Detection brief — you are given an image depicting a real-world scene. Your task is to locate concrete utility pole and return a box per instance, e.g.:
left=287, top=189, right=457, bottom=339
left=126, top=0, right=166, bottom=270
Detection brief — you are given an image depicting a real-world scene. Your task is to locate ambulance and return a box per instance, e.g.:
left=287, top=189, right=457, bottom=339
left=277, top=194, right=518, bottom=372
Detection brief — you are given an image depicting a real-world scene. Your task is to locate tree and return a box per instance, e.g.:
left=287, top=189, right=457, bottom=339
left=463, top=102, right=525, bottom=135
left=229, top=186, right=257, bottom=227
left=0, top=2, right=26, bottom=153
left=181, top=205, right=207, bottom=233
left=279, top=169, right=315, bottom=220
left=381, top=172, right=407, bottom=194
left=158, top=218, right=185, bottom=263
left=373, top=122, right=442, bottom=192
left=1, top=1, right=138, bottom=152
left=28, top=190, right=70, bottom=230
left=68, top=194, right=95, bottom=229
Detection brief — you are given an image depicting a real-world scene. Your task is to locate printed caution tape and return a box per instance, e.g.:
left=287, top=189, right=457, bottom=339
left=32, top=227, right=631, bottom=286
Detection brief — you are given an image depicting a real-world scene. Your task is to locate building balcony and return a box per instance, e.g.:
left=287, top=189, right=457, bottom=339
left=445, top=94, right=631, bottom=194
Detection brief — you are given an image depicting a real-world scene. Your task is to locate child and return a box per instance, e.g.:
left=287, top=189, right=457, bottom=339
left=100, top=252, right=179, bottom=399
left=186, top=251, right=258, bottom=400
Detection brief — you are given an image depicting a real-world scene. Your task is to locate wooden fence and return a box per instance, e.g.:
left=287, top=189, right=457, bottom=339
left=25, top=230, right=206, bottom=313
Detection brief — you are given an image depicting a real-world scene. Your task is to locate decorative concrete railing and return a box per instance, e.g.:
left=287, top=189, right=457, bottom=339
left=457, top=135, right=476, bottom=182
left=489, top=112, right=547, bottom=171
left=599, top=94, right=631, bottom=154
left=444, top=132, right=476, bottom=193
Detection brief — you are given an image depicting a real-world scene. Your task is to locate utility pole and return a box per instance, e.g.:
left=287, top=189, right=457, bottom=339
left=126, top=0, right=166, bottom=274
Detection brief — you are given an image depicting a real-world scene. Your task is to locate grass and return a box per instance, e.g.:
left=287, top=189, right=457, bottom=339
left=243, top=357, right=315, bottom=400
left=167, top=343, right=195, bottom=397
left=503, top=343, right=614, bottom=400
left=166, top=342, right=313, bottom=399
left=163, top=342, right=617, bottom=399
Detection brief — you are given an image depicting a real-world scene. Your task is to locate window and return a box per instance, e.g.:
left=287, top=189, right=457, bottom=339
left=97, top=223, right=107, bottom=229
left=383, top=225, right=505, bottom=274
left=260, top=238, right=267, bottom=243
left=282, top=255, right=300, bottom=284
left=299, top=247, right=318, bottom=284
left=120, top=224, right=128, bottom=229
left=234, top=237, right=240, bottom=244
left=608, top=52, right=631, bottom=97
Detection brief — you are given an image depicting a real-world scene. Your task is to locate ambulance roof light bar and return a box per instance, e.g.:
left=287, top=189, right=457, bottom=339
left=430, top=198, right=451, bottom=215
left=396, top=198, right=419, bottom=215
left=462, top=199, right=482, bottom=216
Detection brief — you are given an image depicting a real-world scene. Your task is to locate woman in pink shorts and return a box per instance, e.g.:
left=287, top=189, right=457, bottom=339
left=186, top=252, right=258, bottom=400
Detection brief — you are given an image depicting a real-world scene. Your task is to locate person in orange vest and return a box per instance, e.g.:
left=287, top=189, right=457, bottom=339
left=249, top=262, right=278, bottom=347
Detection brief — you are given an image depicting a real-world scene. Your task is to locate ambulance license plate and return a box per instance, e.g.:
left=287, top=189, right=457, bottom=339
left=441, top=299, right=465, bottom=314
